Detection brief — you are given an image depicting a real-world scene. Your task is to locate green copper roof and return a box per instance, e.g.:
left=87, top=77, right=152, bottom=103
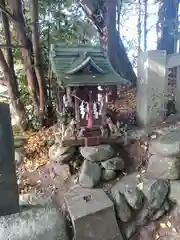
left=50, top=44, right=129, bottom=86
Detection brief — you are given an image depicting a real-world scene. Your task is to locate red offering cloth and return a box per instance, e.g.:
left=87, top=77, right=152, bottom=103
left=87, top=92, right=93, bottom=128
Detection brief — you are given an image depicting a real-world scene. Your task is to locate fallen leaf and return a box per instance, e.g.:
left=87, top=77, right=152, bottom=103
left=160, top=223, right=167, bottom=228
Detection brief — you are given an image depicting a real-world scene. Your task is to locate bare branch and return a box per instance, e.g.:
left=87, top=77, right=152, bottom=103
left=0, top=4, right=17, bottom=22
left=0, top=44, right=26, bottom=48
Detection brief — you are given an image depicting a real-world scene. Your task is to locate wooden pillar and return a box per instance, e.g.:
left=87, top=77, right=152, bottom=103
left=0, top=103, right=19, bottom=216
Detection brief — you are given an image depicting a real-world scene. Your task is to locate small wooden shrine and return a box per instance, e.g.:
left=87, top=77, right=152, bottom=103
left=50, top=44, right=129, bottom=146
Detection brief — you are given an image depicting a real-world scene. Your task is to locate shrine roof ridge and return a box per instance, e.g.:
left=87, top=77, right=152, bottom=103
left=50, top=43, right=129, bottom=86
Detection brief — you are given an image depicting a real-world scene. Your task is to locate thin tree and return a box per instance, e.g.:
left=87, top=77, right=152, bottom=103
left=6, top=0, right=40, bottom=114
left=157, top=0, right=180, bottom=54
left=32, top=0, right=47, bottom=122
left=0, top=0, right=48, bottom=122
left=0, top=0, right=25, bottom=124
left=79, top=0, right=137, bottom=84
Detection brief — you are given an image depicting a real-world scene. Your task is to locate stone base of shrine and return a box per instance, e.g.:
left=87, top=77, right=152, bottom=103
left=61, top=136, right=124, bottom=147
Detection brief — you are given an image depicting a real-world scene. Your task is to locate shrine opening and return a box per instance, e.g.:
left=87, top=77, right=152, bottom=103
left=50, top=44, right=130, bottom=146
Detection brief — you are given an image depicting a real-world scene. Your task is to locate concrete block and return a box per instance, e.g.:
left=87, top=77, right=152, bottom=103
left=64, top=186, right=123, bottom=240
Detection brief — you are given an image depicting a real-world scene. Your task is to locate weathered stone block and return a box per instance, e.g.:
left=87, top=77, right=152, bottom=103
left=114, top=191, right=132, bottom=222
left=169, top=181, right=180, bottom=205
left=111, top=173, right=144, bottom=210
left=79, top=160, right=101, bottom=188
left=0, top=103, right=19, bottom=216
left=80, top=145, right=115, bottom=162
left=64, top=186, right=123, bottom=240
left=149, top=126, right=180, bottom=156
left=147, top=154, right=180, bottom=180
left=136, top=50, right=168, bottom=126
left=0, top=205, right=68, bottom=240
left=137, top=174, right=169, bottom=210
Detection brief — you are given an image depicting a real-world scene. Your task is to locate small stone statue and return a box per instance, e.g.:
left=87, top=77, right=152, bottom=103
left=106, top=117, right=118, bottom=134
left=63, top=119, right=77, bottom=140
left=100, top=125, right=109, bottom=137
left=78, top=127, right=86, bottom=137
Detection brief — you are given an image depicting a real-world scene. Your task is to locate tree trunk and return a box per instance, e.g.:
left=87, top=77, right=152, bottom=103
left=31, top=0, right=47, bottom=121
left=80, top=0, right=137, bottom=84
left=0, top=49, right=25, bottom=122
left=0, top=0, right=25, bottom=124
left=157, top=0, right=180, bottom=54
left=7, top=0, right=40, bottom=114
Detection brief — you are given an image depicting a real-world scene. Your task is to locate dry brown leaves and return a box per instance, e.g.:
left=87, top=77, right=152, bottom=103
left=116, top=86, right=136, bottom=111
left=23, top=126, right=55, bottom=172
left=16, top=126, right=57, bottom=194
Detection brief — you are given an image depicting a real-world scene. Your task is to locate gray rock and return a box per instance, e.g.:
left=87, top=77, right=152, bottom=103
left=111, top=173, right=144, bottom=210
left=101, top=169, right=116, bottom=181
left=139, top=174, right=169, bottom=210
left=0, top=205, right=68, bottom=240
left=115, top=191, right=132, bottom=222
left=169, top=181, right=180, bottom=205
left=136, top=197, right=170, bottom=226
left=149, top=127, right=180, bottom=156
left=147, top=155, right=180, bottom=180
left=124, top=222, right=136, bottom=239
left=80, top=145, right=114, bottom=162
left=64, top=186, right=123, bottom=240
left=49, top=144, right=75, bottom=163
left=79, top=160, right=101, bottom=188
left=150, top=208, right=165, bottom=221
left=101, top=157, right=125, bottom=171
left=135, top=202, right=149, bottom=227
left=164, top=200, right=170, bottom=211
left=53, top=164, right=70, bottom=180
left=150, top=200, right=170, bottom=221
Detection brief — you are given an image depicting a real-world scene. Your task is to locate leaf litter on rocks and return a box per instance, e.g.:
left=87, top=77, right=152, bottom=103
left=16, top=126, right=57, bottom=194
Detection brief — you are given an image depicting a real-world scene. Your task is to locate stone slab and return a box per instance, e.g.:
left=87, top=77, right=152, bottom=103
left=149, top=126, right=180, bottom=156
left=64, top=186, right=123, bottom=240
left=80, top=145, right=115, bottom=162
left=147, top=154, right=180, bottom=180
left=0, top=103, right=19, bottom=216
left=0, top=205, right=68, bottom=240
